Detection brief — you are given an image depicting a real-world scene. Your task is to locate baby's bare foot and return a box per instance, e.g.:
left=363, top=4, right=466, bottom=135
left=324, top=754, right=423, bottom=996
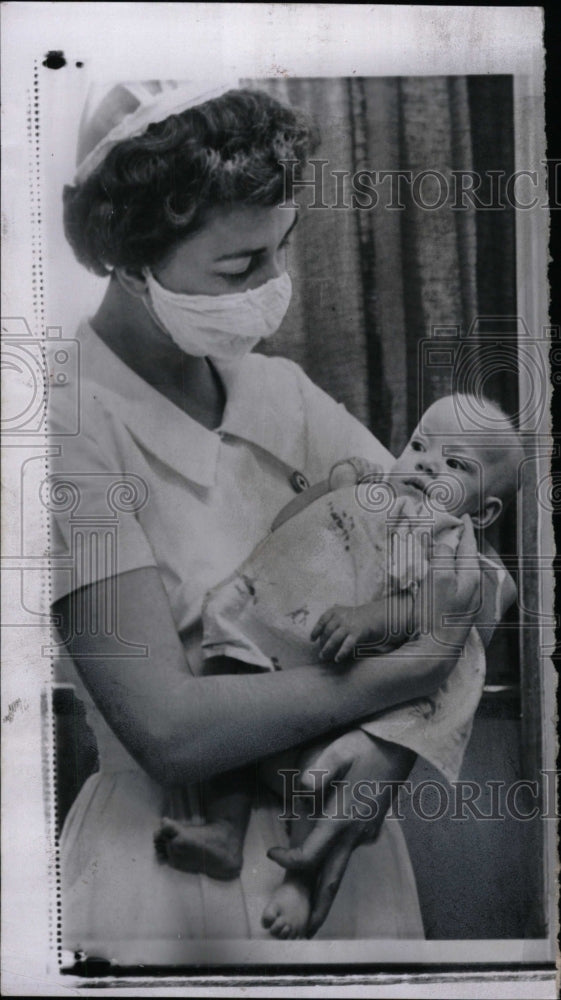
left=154, top=817, right=243, bottom=880
left=262, top=874, right=312, bottom=939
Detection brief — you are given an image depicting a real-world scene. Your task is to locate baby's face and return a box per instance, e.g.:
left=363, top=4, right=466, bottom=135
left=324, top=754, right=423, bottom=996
left=391, top=397, right=496, bottom=517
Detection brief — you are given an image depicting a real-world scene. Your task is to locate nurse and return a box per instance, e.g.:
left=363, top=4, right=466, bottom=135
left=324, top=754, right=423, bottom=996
left=51, top=81, right=480, bottom=963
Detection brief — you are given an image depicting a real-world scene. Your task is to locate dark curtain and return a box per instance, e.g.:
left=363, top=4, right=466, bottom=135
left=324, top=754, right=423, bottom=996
left=253, top=76, right=517, bottom=444
left=253, top=75, right=518, bottom=686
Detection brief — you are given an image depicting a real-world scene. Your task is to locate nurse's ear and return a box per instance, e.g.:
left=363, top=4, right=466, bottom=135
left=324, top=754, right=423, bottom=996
left=115, top=267, right=148, bottom=300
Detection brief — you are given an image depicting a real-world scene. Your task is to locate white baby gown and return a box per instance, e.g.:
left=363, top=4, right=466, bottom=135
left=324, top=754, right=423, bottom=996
left=202, top=483, right=489, bottom=784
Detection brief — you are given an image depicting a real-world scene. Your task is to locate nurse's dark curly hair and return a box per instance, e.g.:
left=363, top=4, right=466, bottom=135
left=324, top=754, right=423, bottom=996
left=63, top=88, right=319, bottom=276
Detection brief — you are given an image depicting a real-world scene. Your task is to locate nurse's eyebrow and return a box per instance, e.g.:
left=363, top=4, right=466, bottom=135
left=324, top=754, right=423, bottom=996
left=214, top=214, right=299, bottom=261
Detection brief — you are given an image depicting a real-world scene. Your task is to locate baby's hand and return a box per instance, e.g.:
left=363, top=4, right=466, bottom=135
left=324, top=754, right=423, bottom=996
left=311, top=603, right=384, bottom=663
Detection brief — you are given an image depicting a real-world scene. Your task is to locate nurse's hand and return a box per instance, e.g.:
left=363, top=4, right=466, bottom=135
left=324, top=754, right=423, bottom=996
left=418, top=513, right=481, bottom=643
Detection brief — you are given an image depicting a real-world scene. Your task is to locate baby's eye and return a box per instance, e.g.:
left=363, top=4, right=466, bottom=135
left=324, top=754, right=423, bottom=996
left=446, top=458, right=466, bottom=471
left=410, top=440, right=424, bottom=452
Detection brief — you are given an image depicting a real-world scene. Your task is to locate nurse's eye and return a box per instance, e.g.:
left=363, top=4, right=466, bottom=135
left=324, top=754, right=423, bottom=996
left=217, top=233, right=292, bottom=284
left=216, top=257, right=257, bottom=283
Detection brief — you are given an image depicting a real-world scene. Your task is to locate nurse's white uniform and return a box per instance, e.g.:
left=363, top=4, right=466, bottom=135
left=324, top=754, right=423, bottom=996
left=50, top=321, right=424, bottom=965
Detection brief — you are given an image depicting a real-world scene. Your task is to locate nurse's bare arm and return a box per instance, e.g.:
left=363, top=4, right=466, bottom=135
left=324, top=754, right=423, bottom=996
left=53, top=534, right=478, bottom=787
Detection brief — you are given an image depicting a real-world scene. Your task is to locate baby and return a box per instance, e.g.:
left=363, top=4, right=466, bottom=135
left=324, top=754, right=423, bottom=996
left=154, top=394, right=522, bottom=938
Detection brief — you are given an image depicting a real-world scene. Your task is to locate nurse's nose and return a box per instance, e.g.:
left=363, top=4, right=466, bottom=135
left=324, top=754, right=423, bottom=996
left=246, top=256, right=284, bottom=290
left=262, top=252, right=285, bottom=282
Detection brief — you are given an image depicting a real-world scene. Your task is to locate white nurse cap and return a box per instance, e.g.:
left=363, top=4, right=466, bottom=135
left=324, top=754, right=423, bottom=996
left=75, top=78, right=238, bottom=184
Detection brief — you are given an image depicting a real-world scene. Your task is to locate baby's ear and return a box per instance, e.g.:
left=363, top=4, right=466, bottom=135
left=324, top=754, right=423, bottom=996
left=472, top=496, right=502, bottom=529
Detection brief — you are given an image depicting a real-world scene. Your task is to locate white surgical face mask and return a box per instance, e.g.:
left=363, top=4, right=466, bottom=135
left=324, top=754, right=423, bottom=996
left=143, top=269, right=292, bottom=362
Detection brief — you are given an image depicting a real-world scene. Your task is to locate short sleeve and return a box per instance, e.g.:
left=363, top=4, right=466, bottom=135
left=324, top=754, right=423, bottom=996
left=277, top=359, right=394, bottom=482
left=48, top=393, right=157, bottom=604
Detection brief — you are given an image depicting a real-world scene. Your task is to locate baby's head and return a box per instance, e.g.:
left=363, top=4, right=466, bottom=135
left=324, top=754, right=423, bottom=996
left=391, top=394, right=524, bottom=528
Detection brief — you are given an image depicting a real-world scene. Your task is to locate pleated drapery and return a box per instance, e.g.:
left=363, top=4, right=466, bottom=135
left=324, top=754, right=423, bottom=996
left=254, top=75, right=517, bottom=445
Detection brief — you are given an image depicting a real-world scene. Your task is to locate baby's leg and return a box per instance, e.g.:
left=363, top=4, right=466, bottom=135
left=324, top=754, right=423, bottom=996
left=154, top=768, right=252, bottom=880
left=261, top=754, right=317, bottom=939
left=262, top=735, right=417, bottom=938
left=155, top=657, right=259, bottom=879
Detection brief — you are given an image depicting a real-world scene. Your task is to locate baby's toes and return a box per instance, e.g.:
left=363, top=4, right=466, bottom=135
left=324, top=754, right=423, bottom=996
left=269, top=917, right=288, bottom=938
left=154, top=823, right=175, bottom=853
left=157, top=818, right=180, bottom=841
left=278, top=924, right=291, bottom=939
left=153, top=836, right=168, bottom=858
left=261, top=901, right=280, bottom=929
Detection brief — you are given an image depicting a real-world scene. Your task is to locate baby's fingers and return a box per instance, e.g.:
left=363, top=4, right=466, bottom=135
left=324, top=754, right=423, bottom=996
left=334, top=633, right=359, bottom=663
left=311, top=609, right=336, bottom=641
left=153, top=818, right=179, bottom=859
left=319, top=627, right=349, bottom=662
left=313, top=614, right=344, bottom=645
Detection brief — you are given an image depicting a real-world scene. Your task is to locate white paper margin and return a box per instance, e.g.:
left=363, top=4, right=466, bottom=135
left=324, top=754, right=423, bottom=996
left=1, top=4, right=556, bottom=997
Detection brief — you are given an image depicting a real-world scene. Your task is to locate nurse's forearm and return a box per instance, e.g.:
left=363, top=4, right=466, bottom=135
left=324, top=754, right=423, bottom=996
left=55, top=568, right=470, bottom=786
left=158, top=633, right=466, bottom=784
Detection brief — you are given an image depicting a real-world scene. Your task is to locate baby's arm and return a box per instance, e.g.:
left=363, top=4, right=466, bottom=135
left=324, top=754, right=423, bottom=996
left=312, top=537, right=517, bottom=664
left=311, top=591, right=415, bottom=663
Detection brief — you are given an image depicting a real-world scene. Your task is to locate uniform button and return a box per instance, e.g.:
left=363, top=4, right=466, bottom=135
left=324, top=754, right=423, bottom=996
left=290, top=470, right=309, bottom=493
